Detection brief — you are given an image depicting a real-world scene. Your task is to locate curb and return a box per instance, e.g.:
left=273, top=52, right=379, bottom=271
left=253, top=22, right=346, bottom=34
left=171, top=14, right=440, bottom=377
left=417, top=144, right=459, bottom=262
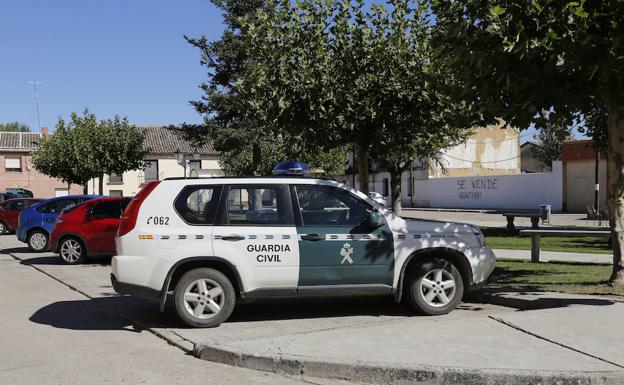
left=194, top=343, right=624, bottom=385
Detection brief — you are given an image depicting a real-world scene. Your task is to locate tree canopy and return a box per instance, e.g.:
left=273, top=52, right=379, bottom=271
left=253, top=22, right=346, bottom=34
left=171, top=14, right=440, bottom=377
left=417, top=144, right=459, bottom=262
left=0, top=122, right=30, bottom=132
left=236, top=0, right=476, bottom=212
left=32, top=110, right=147, bottom=193
left=180, top=0, right=347, bottom=177
left=431, top=0, right=624, bottom=284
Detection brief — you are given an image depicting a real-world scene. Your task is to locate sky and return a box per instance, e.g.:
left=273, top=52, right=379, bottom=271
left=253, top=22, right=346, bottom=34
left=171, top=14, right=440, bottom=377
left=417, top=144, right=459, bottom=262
left=0, top=0, right=544, bottom=142
left=0, top=0, right=222, bottom=130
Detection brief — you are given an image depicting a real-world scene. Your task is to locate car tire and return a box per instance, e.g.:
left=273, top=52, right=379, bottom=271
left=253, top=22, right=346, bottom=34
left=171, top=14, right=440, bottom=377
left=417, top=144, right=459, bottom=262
left=174, top=268, right=235, bottom=328
left=406, top=258, right=464, bottom=316
left=27, top=230, right=49, bottom=252
left=0, top=221, right=7, bottom=235
left=58, top=237, right=86, bottom=265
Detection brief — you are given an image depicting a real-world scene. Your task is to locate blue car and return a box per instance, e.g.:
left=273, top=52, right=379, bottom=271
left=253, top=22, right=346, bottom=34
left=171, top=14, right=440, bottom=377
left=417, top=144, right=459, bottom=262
left=17, top=195, right=102, bottom=252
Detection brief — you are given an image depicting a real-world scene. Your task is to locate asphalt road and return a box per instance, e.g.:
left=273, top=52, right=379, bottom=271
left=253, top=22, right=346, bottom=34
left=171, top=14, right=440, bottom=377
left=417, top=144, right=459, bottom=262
left=0, top=236, right=356, bottom=385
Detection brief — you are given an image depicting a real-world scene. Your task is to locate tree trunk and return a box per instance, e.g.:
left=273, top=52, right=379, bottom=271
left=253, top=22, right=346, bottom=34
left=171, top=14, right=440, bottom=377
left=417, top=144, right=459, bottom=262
left=389, top=167, right=403, bottom=215
left=607, top=100, right=624, bottom=286
left=252, top=143, right=262, bottom=176
left=98, top=175, right=104, bottom=195
left=82, top=184, right=88, bottom=195
left=356, top=141, right=369, bottom=194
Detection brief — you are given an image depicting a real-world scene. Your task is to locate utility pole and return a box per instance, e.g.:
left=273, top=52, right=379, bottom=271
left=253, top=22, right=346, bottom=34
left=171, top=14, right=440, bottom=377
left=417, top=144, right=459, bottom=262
left=27, top=81, right=42, bottom=131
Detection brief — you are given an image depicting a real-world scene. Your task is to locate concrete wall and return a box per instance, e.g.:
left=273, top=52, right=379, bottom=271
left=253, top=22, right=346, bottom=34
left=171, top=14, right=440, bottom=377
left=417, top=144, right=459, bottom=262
left=430, top=122, right=520, bottom=177
left=412, top=161, right=563, bottom=212
left=0, top=152, right=82, bottom=198
left=563, top=159, right=607, bottom=213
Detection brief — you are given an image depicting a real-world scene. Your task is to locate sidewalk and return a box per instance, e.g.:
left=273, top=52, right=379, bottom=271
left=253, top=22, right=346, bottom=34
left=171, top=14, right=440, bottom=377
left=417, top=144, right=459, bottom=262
left=192, top=290, right=624, bottom=384
left=493, top=248, right=612, bottom=264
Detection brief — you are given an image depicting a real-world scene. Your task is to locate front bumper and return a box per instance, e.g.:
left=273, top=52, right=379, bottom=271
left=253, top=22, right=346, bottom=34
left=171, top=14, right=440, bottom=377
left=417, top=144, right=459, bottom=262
left=465, top=246, right=496, bottom=285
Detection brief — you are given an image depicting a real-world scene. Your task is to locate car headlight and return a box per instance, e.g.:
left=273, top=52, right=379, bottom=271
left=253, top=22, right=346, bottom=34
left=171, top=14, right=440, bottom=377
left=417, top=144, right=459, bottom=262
left=470, top=226, right=486, bottom=247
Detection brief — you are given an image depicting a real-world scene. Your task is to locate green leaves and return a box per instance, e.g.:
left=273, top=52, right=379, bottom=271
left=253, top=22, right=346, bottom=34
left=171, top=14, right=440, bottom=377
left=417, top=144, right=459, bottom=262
left=490, top=5, right=506, bottom=16
left=31, top=109, right=146, bottom=187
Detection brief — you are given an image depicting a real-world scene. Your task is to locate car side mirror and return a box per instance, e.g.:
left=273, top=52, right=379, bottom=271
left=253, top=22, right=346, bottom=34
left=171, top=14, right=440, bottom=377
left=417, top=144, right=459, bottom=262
left=367, top=211, right=384, bottom=228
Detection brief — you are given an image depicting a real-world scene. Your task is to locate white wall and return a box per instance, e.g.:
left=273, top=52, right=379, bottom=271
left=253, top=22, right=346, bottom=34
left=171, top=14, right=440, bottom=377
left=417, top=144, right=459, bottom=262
left=411, top=161, right=563, bottom=212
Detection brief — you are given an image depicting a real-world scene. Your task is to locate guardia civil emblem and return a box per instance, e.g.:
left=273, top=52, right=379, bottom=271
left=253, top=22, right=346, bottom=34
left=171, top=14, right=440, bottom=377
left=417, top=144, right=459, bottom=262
left=340, top=243, right=354, bottom=264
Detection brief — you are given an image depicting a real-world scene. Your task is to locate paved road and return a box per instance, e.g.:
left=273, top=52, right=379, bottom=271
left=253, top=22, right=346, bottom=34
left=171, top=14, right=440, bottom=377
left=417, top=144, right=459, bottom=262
left=2, top=235, right=624, bottom=384
left=0, top=239, right=353, bottom=385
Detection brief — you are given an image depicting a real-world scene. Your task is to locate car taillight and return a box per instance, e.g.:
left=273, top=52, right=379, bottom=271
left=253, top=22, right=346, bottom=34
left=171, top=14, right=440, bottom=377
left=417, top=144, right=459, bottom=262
left=118, top=181, right=160, bottom=236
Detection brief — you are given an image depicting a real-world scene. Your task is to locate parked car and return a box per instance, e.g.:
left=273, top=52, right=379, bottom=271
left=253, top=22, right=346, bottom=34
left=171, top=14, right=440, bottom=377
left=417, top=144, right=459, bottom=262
left=111, top=172, right=495, bottom=328
left=0, top=198, right=44, bottom=234
left=0, top=192, right=20, bottom=202
left=6, top=188, right=34, bottom=198
left=50, top=197, right=131, bottom=264
left=16, top=195, right=102, bottom=252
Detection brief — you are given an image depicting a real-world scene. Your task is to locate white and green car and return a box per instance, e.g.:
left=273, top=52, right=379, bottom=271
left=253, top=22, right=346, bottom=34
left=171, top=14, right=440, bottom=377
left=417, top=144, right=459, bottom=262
left=112, top=176, right=496, bottom=327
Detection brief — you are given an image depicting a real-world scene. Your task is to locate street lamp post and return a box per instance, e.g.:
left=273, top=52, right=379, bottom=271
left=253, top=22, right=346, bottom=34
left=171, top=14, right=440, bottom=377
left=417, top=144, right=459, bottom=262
left=175, top=148, right=201, bottom=178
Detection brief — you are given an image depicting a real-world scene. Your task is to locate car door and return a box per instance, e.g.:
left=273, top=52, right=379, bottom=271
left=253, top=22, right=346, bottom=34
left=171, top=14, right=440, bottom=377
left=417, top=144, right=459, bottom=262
left=293, top=185, right=394, bottom=287
left=6, top=200, right=26, bottom=230
left=83, top=200, right=127, bottom=253
left=212, top=184, right=299, bottom=292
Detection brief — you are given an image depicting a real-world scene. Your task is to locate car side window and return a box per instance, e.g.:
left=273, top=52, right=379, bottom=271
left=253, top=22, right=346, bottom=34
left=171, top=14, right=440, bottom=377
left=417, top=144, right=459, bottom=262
left=175, top=186, right=222, bottom=225
left=225, top=186, right=288, bottom=225
left=8, top=201, right=25, bottom=211
left=91, top=201, right=122, bottom=218
left=295, top=185, right=371, bottom=226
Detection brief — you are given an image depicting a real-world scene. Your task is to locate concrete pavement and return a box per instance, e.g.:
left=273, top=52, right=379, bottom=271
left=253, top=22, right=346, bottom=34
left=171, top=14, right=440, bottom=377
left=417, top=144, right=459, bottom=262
left=401, top=209, right=608, bottom=229
left=3, top=235, right=624, bottom=384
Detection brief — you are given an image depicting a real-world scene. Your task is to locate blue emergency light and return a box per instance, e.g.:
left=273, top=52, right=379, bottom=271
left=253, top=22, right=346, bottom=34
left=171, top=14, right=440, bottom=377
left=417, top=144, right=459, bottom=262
left=272, top=162, right=311, bottom=176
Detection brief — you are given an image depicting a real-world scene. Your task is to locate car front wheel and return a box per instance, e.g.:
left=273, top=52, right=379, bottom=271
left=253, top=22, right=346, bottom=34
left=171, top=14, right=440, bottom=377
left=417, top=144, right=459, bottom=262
left=406, top=258, right=464, bottom=316
left=174, top=268, right=235, bottom=328
left=59, top=237, right=86, bottom=264
left=0, top=221, right=7, bottom=235
left=27, top=230, right=49, bottom=252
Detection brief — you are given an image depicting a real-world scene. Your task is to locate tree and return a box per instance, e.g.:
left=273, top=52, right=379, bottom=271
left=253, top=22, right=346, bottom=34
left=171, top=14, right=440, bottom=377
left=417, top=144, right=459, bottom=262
left=578, top=105, right=608, bottom=155
left=431, top=1, right=624, bottom=284
left=0, top=122, right=30, bottom=132
left=237, top=0, right=477, bottom=214
left=532, top=113, right=573, bottom=167
left=32, top=119, right=92, bottom=190
left=181, top=0, right=346, bottom=177
left=32, top=110, right=147, bottom=194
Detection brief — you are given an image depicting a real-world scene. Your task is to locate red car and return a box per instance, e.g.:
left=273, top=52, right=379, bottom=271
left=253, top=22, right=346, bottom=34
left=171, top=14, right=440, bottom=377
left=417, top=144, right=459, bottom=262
left=0, top=198, right=43, bottom=234
left=50, top=197, right=131, bottom=264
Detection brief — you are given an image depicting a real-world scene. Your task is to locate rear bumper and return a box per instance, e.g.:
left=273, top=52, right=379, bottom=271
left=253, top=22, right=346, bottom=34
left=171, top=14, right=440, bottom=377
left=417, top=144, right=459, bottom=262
left=110, top=273, right=160, bottom=300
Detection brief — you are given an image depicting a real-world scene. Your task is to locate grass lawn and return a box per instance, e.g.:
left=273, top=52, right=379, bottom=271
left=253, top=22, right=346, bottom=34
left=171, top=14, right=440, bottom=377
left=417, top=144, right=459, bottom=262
left=482, top=227, right=612, bottom=254
left=490, top=259, right=624, bottom=296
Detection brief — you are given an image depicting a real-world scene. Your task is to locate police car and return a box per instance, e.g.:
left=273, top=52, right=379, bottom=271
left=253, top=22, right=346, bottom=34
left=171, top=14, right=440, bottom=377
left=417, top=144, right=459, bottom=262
left=111, top=163, right=496, bottom=327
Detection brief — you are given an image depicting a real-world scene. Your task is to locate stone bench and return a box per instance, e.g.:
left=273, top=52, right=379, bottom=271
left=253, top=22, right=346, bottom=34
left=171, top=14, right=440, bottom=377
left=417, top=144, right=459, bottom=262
left=503, top=213, right=542, bottom=231
left=519, top=229, right=611, bottom=262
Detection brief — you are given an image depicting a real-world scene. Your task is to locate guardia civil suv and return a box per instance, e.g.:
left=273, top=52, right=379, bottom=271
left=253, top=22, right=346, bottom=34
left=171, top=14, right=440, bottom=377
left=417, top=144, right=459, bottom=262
left=112, top=168, right=496, bottom=327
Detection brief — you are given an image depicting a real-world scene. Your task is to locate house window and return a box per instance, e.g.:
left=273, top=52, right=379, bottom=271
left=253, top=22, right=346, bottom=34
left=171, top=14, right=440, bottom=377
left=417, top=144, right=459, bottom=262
left=109, top=190, right=123, bottom=197
left=109, top=172, right=123, bottom=183
left=5, top=157, right=22, bottom=172
left=144, top=160, right=158, bottom=182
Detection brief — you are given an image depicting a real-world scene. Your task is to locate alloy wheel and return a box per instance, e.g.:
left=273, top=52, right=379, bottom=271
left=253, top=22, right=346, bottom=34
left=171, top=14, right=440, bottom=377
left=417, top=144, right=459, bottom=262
left=60, top=239, right=82, bottom=263
left=419, top=268, right=457, bottom=308
left=30, top=232, right=47, bottom=251
left=182, top=278, right=225, bottom=320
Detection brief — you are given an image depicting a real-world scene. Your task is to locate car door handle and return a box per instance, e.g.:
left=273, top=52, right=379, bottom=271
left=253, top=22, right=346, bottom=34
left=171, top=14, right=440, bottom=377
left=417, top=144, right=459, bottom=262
left=301, top=233, right=324, bottom=241
left=221, top=234, right=245, bottom=241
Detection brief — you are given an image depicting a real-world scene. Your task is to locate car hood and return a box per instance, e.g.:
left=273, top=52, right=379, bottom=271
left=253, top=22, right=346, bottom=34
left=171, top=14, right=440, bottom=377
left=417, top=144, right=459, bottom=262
left=384, top=211, right=479, bottom=236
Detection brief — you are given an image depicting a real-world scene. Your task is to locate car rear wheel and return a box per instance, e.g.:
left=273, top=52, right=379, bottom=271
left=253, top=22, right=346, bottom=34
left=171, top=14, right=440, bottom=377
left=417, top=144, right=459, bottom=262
left=0, top=221, right=7, bottom=235
left=174, top=268, right=235, bottom=328
left=27, top=230, right=48, bottom=252
left=59, top=237, right=86, bottom=265
left=406, top=258, right=464, bottom=316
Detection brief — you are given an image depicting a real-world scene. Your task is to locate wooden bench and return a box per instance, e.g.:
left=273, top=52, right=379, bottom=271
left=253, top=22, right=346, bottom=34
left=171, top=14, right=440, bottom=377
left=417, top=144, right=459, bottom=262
left=503, top=213, right=542, bottom=231
left=519, top=229, right=611, bottom=262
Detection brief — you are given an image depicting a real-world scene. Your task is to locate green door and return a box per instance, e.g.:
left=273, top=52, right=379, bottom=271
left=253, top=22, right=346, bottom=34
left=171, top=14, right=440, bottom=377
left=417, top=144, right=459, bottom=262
left=294, top=185, right=394, bottom=286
